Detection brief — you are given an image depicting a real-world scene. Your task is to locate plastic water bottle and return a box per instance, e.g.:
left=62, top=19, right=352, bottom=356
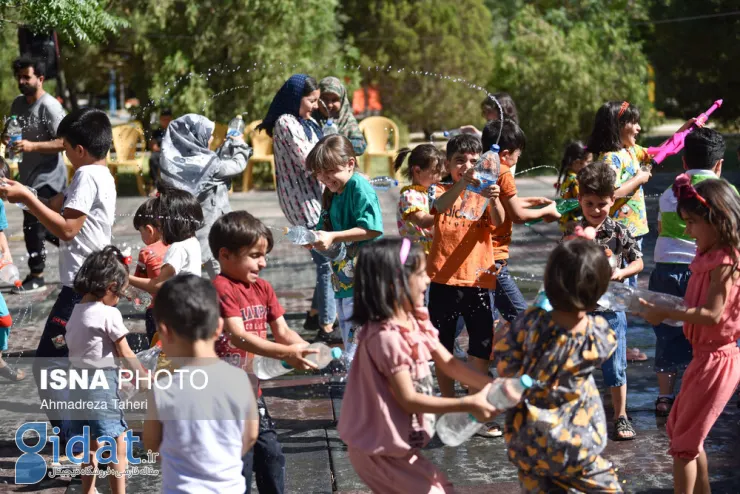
left=227, top=115, right=245, bottom=138
left=283, top=225, right=318, bottom=245
left=322, top=119, right=339, bottom=136
left=119, top=343, right=162, bottom=400
left=598, top=281, right=685, bottom=325
left=436, top=375, right=534, bottom=446
left=532, top=284, right=553, bottom=311
left=252, top=343, right=343, bottom=380
left=122, top=285, right=152, bottom=312
left=459, top=144, right=501, bottom=220
left=0, top=178, right=38, bottom=211
left=443, top=129, right=461, bottom=138
left=6, top=116, right=22, bottom=164
left=0, top=260, right=22, bottom=288
left=369, top=176, right=398, bottom=190
left=313, top=242, right=346, bottom=262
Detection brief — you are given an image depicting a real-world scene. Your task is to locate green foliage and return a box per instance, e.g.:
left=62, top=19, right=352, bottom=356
left=0, top=0, right=128, bottom=44
left=0, top=27, right=18, bottom=113
left=489, top=4, right=655, bottom=170
left=341, top=0, right=493, bottom=134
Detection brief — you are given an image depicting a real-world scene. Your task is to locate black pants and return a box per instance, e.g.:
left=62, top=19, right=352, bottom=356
left=23, top=185, right=60, bottom=275
left=242, top=397, right=285, bottom=494
left=32, top=286, right=83, bottom=434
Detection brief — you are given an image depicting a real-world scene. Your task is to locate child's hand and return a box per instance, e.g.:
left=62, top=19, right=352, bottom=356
left=284, top=343, right=319, bottom=371
left=312, top=231, right=335, bottom=251
left=481, top=184, right=500, bottom=200
left=467, top=382, right=498, bottom=422
left=525, top=197, right=553, bottom=208
left=638, top=298, right=670, bottom=326
left=459, top=125, right=481, bottom=136
left=2, top=250, right=12, bottom=264
left=635, top=167, right=652, bottom=185
left=462, top=167, right=479, bottom=186
left=540, top=202, right=561, bottom=223
left=677, top=117, right=699, bottom=131
left=611, top=268, right=625, bottom=281
left=0, top=179, right=32, bottom=204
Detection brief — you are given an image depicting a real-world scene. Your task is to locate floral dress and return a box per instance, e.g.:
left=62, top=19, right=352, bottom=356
left=396, top=184, right=434, bottom=254
left=557, top=171, right=580, bottom=232
left=494, top=308, right=623, bottom=493
left=600, top=145, right=652, bottom=237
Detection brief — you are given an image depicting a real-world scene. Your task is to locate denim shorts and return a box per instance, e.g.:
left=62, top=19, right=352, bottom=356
left=596, top=310, right=627, bottom=388
left=67, top=368, right=127, bottom=439
left=648, top=263, right=693, bottom=373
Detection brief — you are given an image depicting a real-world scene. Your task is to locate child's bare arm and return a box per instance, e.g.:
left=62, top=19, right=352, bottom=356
left=0, top=231, right=10, bottom=262
left=114, top=335, right=148, bottom=376
left=502, top=194, right=559, bottom=223
left=432, top=179, right=468, bottom=214
left=431, top=345, right=492, bottom=391
left=313, top=227, right=381, bottom=251
left=143, top=392, right=162, bottom=453
left=405, top=211, right=435, bottom=229
left=613, top=258, right=644, bottom=281
left=129, top=264, right=176, bottom=294
left=224, top=317, right=317, bottom=369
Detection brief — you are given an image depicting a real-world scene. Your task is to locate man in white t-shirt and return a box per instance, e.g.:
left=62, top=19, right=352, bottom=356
left=0, top=107, right=116, bottom=438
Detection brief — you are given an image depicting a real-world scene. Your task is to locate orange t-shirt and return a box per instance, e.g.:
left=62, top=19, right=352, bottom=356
left=427, top=183, right=497, bottom=289
left=492, top=166, right=518, bottom=261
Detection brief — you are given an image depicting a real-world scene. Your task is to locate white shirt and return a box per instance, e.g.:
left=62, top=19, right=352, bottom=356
left=162, top=237, right=202, bottom=277
left=66, top=302, right=129, bottom=368
left=60, top=165, right=116, bottom=287
left=154, top=361, right=256, bottom=494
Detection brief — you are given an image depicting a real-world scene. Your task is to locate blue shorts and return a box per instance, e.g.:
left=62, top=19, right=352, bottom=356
left=597, top=310, right=627, bottom=388
left=0, top=326, right=8, bottom=352
left=490, top=261, right=528, bottom=324
left=67, top=368, right=127, bottom=439
left=648, top=263, right=692, bottom=373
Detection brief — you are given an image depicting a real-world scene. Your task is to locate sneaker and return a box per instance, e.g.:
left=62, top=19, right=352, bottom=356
left=12, top=274, right=45, bottom=294
left=475, top=422, right=503, bottom=438
left=303, top=312, right=320, bottom=331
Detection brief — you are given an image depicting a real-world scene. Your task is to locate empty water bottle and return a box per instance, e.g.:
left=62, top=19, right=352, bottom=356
left=369, top=176, right=398, bottom=190
left=0, top=260, right=22, bottom=288
left=6, top=116, right=22, bottom=164
left=459, top=144, right=501, bottom=220
left=119, top=343, right=162, bottom=400
left=252, top=343, right=343, bottom=380
left=227, top=115, right=245, bottom=138
left=443, top=129, right=461, bottom=138
left=283, top=225, right=318, bottom=245
left=436, top=375, right=534, bottom=446
left=322, top=119, right=339, bottom=136
left=122, top=285, right=152, bottom=311
left=0, top=178, right=37, bottom=211
left=598, top=281, right=685, bottom=325
left=313, top=242, right=346, bottom=262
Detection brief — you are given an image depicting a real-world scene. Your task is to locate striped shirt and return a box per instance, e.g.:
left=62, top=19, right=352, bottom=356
left=272, top=114, right=324, bottom=228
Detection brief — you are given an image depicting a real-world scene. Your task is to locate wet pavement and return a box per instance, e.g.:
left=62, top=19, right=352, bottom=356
left=0, top=173, right=739, bottom=493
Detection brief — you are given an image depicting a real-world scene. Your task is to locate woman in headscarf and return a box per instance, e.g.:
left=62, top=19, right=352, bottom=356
left=312, top=76, right=367, bottom=155
left=159, top=113, right=251, bottom=278
left=258, top=74, right=337, bottom=340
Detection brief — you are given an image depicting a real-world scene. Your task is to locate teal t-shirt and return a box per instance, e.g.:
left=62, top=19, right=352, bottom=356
left=327, top=173, right=383, bottom=298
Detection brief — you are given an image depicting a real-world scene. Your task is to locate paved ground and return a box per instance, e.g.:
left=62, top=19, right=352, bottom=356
left=1, top=172, right=739, bottom=493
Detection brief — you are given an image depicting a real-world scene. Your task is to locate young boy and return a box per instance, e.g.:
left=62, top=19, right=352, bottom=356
left=133, top=198, right=169, bottom=342
left=0, top=108, right=116, bottom=437
left=305, top=134, right=383, bottom=360
left=0, top=159, right=22, bottom=381
left=427, top=134, right=504, bottom=399
left=571, top=161, right=643, bottom=440
left=144, top=274, right=258, bottom=494
left=650, top=127, right=729, bottom=416
left=481, top=119, right=560, bottom=325
left=209, top=210, right=317, bottom=494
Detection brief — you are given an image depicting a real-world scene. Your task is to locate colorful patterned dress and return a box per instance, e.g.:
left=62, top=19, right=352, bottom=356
left=557, top=170, right=580, bottom=232
left=396, top=184, right=434, bottom=254
left=600, top=145, right=652, bottom=237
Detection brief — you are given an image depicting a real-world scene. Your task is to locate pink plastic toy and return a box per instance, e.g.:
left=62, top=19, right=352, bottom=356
left=647, top=99, right=722, bottom=165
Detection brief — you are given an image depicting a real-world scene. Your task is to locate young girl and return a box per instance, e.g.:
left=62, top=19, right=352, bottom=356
left=65, top=246, right=148, bottom=494
left=338, top=237, right=497, bottom=493
left=555, top=140, right=592, bottom=231
left=129, top=187, right=204, bottom=294
left=640, top=176, right=740, bottom=494
left=394, top=144, right=445, bottom=254
left=0, top=159, right=22, bottom=381
left=494, top=238, right=623, bottom=493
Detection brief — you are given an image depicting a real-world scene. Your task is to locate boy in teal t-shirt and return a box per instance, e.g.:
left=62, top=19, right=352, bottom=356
left=306, top=135, right=383, bottom=361
left=0, top=184, right=22, bottom=381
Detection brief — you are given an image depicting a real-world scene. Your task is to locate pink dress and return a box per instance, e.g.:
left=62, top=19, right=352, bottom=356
left=668, top=248, right=740, bottom=460
left=337, top=310, right=454, bottom=493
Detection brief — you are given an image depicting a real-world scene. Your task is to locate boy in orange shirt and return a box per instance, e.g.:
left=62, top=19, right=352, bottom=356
left=427, top=134, right=504, bottom=398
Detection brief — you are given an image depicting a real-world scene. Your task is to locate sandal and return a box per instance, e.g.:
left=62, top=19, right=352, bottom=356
left=0, top=364, right=26, bottom=381
left=475, top=422, right=503, bottom=438
left=655, top=396, right=674, bottom=417
left=627, top=348, right=648, bottom=361
left=614, top=416, right=636, bottom=441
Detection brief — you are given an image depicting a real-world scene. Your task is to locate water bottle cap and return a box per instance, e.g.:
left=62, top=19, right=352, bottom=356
left=520, top=375, right=534, bottom=388
left=490, top=144, right=500, bottom=153
left=13, top=280, right=21, bottom=288
left=327, top=119, right=334, bottom=126
left=331, top=347, right=343, bottom=359
left=443, top=131, right=450, bottom=137
left=235, top=115, right=243, bottom=120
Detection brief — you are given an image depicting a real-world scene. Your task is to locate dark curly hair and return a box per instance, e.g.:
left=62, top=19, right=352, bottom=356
left=73, top=245, right=129, bottom=298
left=577, top=160, right=616, bottom=198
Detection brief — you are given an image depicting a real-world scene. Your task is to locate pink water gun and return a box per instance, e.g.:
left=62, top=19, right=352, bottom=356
left=647, top=99, right=723, bottom=165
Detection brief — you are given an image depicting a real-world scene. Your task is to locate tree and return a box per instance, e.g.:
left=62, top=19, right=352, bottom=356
left=341, top=0, right=493, bottom=135
left=488, top=3, right=655, bottom=170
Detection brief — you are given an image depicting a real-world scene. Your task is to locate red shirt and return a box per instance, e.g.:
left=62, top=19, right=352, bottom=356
left=213, top=274, right=285, bottom=394
left=135, top=240, right=169, bottom=307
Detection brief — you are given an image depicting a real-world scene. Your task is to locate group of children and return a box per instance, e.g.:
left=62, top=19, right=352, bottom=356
left=0, top=93, right=737, bottom=494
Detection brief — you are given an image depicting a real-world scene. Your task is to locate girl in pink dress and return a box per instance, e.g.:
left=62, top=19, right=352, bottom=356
left=337, top=237, right=498, bottom=493
left=640, top=175, right=740, bottom=494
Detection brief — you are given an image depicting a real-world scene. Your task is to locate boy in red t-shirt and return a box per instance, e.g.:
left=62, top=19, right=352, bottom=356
left=133, top=198, right=169, bottom=342
left=209, top=210, right=317, bottom=494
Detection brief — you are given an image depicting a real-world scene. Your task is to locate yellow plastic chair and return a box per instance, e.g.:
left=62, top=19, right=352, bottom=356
left=0, top=144, right=18, bottom=179
left=242, top=120, right=276, bottom=192
left=358, top=116, right=400, bottom=177
left=108, top=122, right=147, bottom=196
left=210, top=122, right=228, bottom=151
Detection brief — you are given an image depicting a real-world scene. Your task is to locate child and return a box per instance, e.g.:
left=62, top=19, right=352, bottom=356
left=0, top=108, right=116, bottom=436
left=0, top=159, right=22, bottom=381
left=65, top=246, right=148, bottom=494
left=144, top=274, right=259, bottom=494
left=650, top=128, right=728, bottom=416
left=481, top=119, right=559, bottom=324
left=394, top=144, right=445, bottom=254
left=640, top=177, right=740, bottom=494
left=427, top=134, right=504, bottom=399
left=129, top=187, right=203, bottom=294
left=133, top=198, right=169, bottom=343
left=305, top=134, right=384, bottom=360
left=571, top=161, right=643, bottom=440
left=494, top=238, right=623, bottom=493
left=338, top=237, right=498, bottom=493
left=209, top=211, right=317, bottom=494
left=555, top=140, right=592, bottom=231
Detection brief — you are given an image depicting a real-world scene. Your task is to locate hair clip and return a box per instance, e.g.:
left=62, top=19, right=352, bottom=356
left=400, top=237, right=411, bottom=264
left=672, top=173, right=709, bottom=208
left=618, top=101, right=630, bottom=119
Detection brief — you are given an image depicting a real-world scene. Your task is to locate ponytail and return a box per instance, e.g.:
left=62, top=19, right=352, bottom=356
left=394, top=148, right=414, bottom=181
